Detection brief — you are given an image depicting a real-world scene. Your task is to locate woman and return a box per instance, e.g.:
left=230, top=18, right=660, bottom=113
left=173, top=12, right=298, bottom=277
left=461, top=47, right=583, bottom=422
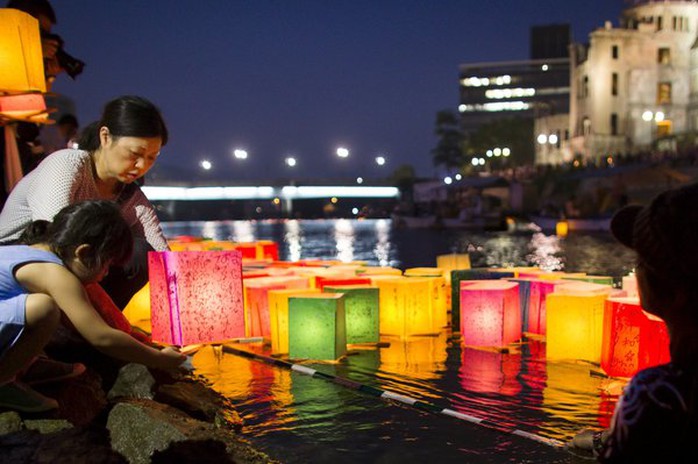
left=0, top=95, right=169, bottom=309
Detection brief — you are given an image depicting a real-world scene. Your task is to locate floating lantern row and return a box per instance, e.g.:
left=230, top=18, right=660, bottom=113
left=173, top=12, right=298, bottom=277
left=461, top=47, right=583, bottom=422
left=288, top=293, right=347, bottom=360
left=168, top=238, right=279, bottom=261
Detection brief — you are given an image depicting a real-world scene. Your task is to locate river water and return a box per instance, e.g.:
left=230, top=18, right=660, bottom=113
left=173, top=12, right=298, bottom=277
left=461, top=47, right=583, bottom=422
left=160, top=219, right=638, bottom=463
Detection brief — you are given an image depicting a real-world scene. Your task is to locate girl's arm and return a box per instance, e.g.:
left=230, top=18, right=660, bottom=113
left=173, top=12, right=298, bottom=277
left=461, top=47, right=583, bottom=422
left=17, top=262, right=184, bottom=369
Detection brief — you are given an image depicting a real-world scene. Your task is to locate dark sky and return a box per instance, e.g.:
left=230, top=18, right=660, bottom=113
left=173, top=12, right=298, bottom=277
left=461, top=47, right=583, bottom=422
left=48, top=0, right=625, bottom=182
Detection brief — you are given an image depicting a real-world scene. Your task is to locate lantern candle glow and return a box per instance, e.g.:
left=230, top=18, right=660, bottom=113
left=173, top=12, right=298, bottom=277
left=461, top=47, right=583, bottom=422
left=288, top=294, right=347, bottom=360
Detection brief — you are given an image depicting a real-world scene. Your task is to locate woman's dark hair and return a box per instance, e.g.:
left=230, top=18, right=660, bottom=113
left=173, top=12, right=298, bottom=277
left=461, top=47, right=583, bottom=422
left=18, top=200, right=133, bottom=270
left=78, top=95, right=168, bottom=151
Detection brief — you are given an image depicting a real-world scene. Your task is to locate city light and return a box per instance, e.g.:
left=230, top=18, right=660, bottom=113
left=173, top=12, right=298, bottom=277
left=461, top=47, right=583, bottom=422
left=444, top=176, right=453, bottom=184
left=548, top=134, right=558, bottom=145
left=233, top=149, right=248, bottom=159
left=375, top=156, right=386, bottom=166
left=537, top=134, right=548, bottom=144
left=352, top=207, right=359, bottom=215
left=455, top=173, right=462, bottom=180
left=502, top=147, right=511, bottom=157
left=336, top=147, right=349, bottom=158
left=356, top=177, right=364, bottom=184
left=200, top=160, right=212, bottom=170
left=285, top=156, right=297, bottom=167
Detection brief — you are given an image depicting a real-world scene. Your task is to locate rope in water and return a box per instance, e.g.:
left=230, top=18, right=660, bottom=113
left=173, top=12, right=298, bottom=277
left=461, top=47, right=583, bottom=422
left=220, top=344, right=565, bottom=449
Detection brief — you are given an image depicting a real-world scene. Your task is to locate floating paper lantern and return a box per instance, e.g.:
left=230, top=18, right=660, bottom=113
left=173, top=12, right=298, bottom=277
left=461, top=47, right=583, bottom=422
left=375, top=277, right=439, bottom=337
left=288, top=294, right=346, bottom=360
left=563, top=275, right=614, bottom=286
left=517, top=270, right=586, bottom=281
left=316, top=277, right=371, bottom=291
left=545, top=281, right=613, bottom=362
left=451, top=269, right=515, bottom=329
left=356, top=267, right=403, bottom=276
left=324, top=285, right=380, bottom=344
left=268, top=288, right=320, bottom=354
left=148, top=251, right=245, bottom=345
left=257, top=240, right=279, bottom=260
left=460, top=347, right=522, bottom=396
left=0, top=10, right=45, bottom=93
left=622, top=273, right=638, bottom=298
left=436, top=254, right=471, bottom=276
left=459, top=280, right=521, bottom=348
left=600, top=297, right=670, bottom=378
left=123, top=282, right=151, bottom=323
left=509, top=278, right=568, bottom=336
left=405, top=268, right=448, bottom=329
left=243, top=276, right=309, bottom=337
left=555, top=220, right=569, bottom=237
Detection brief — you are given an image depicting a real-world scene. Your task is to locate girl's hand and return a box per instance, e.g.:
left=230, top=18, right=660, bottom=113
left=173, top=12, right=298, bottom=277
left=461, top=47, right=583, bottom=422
left=159, top=346, right=187, bottom=368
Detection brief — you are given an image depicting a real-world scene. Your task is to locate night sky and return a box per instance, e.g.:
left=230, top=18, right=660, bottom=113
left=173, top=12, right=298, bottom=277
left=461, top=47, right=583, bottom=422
left=47, top=0, right=625, bottom=182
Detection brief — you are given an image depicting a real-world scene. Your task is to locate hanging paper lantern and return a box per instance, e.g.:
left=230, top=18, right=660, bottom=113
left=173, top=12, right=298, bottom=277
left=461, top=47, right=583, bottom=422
left=148, top=251, right=245, bottom=345
left=459, top=280, right=521, bottom=348
left=268, top=288, right=321, bottom=354
left=600, top=297, right=671, bottom=378
left=0, top=10, right=45, bottom=93
left=545, top=281, right=613, bottom=362
left=375, top=277, right=439, bottom=337
left=451, top=269, right=515, bottom=329
left=0, top=93, right=49, bottom=123
left=324, top=285, right=380, bottom=344
left=288, top=294, right=347, bottom=360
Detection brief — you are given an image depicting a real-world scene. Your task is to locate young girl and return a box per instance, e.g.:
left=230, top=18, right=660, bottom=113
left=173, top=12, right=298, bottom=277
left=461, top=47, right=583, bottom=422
left=0, top=200, right=184, bottom=412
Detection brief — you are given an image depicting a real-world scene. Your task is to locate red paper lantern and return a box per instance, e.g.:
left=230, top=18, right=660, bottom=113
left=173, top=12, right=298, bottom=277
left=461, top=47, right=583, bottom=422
left=149, top=251, right=245, bottom=345
left=600, top=297, right=671, bottom=378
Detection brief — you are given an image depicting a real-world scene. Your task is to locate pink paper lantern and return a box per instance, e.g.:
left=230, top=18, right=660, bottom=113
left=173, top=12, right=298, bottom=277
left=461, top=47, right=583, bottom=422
left=600, top=297, right=671, bottom=378
left=149, top=251, right=245, bottom=345
left=459, top=280, right=521, bottom=348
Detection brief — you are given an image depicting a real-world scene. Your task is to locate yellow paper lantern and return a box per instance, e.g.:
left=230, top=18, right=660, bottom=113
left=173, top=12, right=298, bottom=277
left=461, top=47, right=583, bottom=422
left=268, top=288, right=320, bottom=354
left=555, top=220, right=569, bottom=237
left=436, top=254, right=471, bottom=285
left=356, top=266, right=403, bottom=276
left=545, top=281, right=613, bottom=362
left=404, top=268, right=448, bottom=329
left=123, top=282, right=151, bottom=323
left=375, top=277, right=439, bottom=338
left=0, top=9, right=45, bottom=93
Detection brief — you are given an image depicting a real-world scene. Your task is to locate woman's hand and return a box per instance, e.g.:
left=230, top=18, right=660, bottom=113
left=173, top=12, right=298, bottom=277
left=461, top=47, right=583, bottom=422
left=158, top=346, right=187, bottom=369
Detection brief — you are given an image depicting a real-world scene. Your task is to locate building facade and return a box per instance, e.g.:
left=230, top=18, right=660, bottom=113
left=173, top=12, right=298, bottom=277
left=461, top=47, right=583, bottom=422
left=458, top=25, right=572, bottom=166
left=564, top=0, right=698, bottom=164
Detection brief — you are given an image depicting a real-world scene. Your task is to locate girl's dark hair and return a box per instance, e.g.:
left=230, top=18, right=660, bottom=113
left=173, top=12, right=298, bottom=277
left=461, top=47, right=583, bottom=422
left=78, top=95, right=168, bottom=151
left=18, top=200, right=133, bottom=270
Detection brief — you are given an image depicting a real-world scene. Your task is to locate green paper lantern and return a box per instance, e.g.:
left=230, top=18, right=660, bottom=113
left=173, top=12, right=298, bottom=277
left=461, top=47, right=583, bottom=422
left=289, top=294, right=347, bottom=360
left=324, top=285, right=380, bottom=344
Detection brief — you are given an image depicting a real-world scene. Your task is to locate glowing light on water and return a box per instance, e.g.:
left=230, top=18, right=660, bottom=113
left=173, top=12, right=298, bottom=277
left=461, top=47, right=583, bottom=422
left=334, top=219, right=355, bottom=262
left=527, top=232, right=563, bottom=271
left=284, top=220, right=302, bottom=262
left=231, top=221, right=255, bottom=243
left=373, top=219, right=390, bottom=266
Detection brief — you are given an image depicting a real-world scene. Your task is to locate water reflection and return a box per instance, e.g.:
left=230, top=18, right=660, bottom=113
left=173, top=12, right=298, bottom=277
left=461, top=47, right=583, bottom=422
left=160, top=219, right=639, bottom=461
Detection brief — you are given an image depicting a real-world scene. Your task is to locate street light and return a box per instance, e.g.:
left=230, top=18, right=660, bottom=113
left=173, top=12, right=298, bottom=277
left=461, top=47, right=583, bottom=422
left=375, top=155, right=386, bottom=166
left=233, top=149, right=248, bottom=159
left=285, top=156, right=297, bottom=167
left=336, top=147, right=349, bottom=158
left=200, top=160, right=212, bottom=170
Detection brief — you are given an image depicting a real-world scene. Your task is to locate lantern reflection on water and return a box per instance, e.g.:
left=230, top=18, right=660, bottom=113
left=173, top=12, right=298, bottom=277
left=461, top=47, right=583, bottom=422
left=460, top=347, right=522, bottom=396
left=268, top=288, right=321, bottom=355
left=546, top=281, right=613, bottom=362
left=459, top=280, right=521, bottom=348
left=149, top=251, right=245, bottom=345
left=379, top=332, right=448, bottom=381
left=288, top=294, right=347, bottom=360
left=324, top=285, right=380, bottom=344
left=600, top=297, right=670, bottom=378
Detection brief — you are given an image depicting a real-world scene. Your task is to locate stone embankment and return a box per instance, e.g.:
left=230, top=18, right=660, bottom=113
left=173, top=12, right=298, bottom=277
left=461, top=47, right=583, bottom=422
left=0, top=363, right=277, bottom=463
